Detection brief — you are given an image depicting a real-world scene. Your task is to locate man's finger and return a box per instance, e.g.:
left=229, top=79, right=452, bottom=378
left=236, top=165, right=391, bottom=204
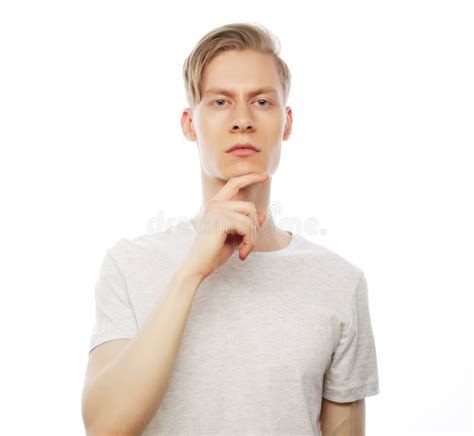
left=212, top=173, right=269, bottom=202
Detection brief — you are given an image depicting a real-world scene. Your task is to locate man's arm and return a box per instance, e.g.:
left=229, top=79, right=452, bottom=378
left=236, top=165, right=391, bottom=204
left=319, top=398, right=365, bottom=435
left=81, top=267, right=204, bottom=435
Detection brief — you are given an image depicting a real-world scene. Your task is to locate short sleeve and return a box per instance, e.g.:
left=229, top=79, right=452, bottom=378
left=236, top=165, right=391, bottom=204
left=322, top=271, right=380, bottom=402
left=88, top=248, right=138, bottom=354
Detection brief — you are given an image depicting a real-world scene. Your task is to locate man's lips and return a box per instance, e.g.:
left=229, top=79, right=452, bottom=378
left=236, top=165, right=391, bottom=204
left=227, top=143, right=260, bottom=152
left=227, top=148, right=260, bottom=157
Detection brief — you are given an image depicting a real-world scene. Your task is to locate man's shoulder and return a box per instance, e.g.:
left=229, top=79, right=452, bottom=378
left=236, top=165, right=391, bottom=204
left=106, top=221, right=190, bottom=264
left=292, top=233, right=364, bottom=279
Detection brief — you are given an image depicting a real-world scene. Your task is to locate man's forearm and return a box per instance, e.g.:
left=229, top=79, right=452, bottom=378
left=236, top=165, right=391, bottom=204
left=82, top=267, right=204, bottom=435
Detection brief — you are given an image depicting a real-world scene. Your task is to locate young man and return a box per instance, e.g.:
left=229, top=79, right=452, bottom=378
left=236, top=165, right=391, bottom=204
left=82, top=22, right=380, bottom=435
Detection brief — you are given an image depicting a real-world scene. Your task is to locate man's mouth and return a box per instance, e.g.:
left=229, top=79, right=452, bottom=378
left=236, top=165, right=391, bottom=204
left=227, top=147, right=260, bottom=157
left=227, top=143, right=260, bottom=152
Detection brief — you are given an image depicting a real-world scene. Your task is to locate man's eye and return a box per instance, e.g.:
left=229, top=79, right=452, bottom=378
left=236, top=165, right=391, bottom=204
left=214, top=99, right=227, bottom=106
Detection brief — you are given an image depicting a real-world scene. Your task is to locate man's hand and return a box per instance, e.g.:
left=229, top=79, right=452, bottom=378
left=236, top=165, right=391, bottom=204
left=181, top=172, right=269, bottom=280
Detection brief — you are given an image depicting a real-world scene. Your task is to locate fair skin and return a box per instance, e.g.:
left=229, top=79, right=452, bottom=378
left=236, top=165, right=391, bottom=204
left=181, top=48, right=292, bottom=251
left=319, top=398, right=366, bottom=435
left=181, top=48, right=366, bottom=433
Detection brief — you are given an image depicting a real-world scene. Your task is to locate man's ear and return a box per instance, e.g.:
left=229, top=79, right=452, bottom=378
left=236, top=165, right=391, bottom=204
left=181, top=107, right=197, bottom=141
left=283, top=106, right=293, bottom=140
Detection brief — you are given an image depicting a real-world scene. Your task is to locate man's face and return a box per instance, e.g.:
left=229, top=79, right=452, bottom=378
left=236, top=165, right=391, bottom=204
left=183, top=49, right=292, bottom=180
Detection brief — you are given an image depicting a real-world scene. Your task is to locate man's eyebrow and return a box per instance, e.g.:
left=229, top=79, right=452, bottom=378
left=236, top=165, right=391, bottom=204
left=203, top=87, right=278, bottom=97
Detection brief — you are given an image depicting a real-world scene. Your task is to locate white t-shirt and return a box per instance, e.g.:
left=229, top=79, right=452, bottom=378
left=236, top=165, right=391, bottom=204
left=89, top=218, right=380, bottom=435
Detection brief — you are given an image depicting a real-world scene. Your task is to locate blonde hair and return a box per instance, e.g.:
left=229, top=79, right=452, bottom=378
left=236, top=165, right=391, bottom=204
left=182, top=22, right=291, bottom=108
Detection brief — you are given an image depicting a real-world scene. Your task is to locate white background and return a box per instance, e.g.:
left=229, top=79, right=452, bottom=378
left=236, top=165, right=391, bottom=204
left=1, top=1, right=472, bottom=435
